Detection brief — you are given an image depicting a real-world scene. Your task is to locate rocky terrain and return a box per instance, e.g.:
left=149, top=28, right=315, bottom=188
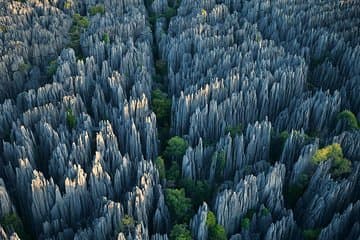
left=0, top=0, right=359, bottom=239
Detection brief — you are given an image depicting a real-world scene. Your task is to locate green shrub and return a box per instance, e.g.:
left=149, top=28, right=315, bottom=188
left=214, top=150, right=226, bottom=182
left=19, top=63, right=31, bottom=73
left=167, top=161, right=180, bottom=182
left=312, top=143, right=351, bottom=177
left=261, top=207, right=270, bottom=216
left=206, top=211, right=216, bottom=228
left=152, top=89, right=171, bottom=127
left=1, top=213, right=29, bottom=239
left=164, top=136, right=188, bottom=162
left=201, top=9, right=207, bottom=16
left=102, top=33, right=110, bottom=43
left=64, top=0, right=72, bottom=9
left=155, top=60, right=168, bottom=76
left=46, top=60, right=58, bottom=77
left=337, top=110, right=359, bottom=130
left=225, top=124, right=243, bottom=137
left=120, top=215, right=135, bottom=233
left=303, top=228, right=321, bottom=240
left=286, top=174, right=309, bottom=208
left=244, top=209, right=256, bottom=219
left=169, top=224, right=192, bottom=240
left=69, top=14, right=89, bottom=57
left=66, top=109, right=76, bottom=129
left=73, top=14, right=90, bottom=28
left=206, top=211, right=227, bottom=240
left=241, top=218, right=250, bottom=230
left=89, top=4, right=105, bottom=16
left=209, top=224, right=227, bottom=240
left=165, top=188, right=193, bottom=224
left=164, top=7, right=177, bottom=20
left=0, top=25, right=7, bottom=33
left=180, top=179, right=212, bottom=208
left=155, top=156, right=166, bottom=180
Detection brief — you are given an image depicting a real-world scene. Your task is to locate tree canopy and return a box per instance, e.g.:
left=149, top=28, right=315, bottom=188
left=169, top=224, right=192, bottom=240
left=164, top=136, right=188, bottom=162
left=206, top=211, right=227, bottom=240
left=312, top=143, right=351, bottom=177
left=165, top=188, right=193, bottom=224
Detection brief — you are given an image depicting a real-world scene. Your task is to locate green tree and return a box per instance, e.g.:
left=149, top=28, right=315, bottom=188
left=286, top=174, right=309, bottom=208
left=19, top=63, right=31, bottom=73
left=1, top=213, right=30, bottom=239
left=225, top=124, right=243, bottom=138
left=169, top=224, right=192, bottom=240
left=64, top=0, right=72, bottom=9
left=120, top=215, right=135, bottom=233
left=155, top=156, right=166, bottom=180
left=164, top=7, right=177, bottom=20
left=167, top=161, right=180, bottom=182
left=164, top=136, right=188, bottom=162
left=206, top=211, right=227, bottom=240
left=155, top=60, right=168, bottom=76
left=337, top=110, right=359, bottom=130
left=206, top=211, right=216, bottom=228
left=213, top=150, right=226, bottom=182
left=89, top=4, right=105, bottom=16
left=46, top=60, right=58, bottom=77
left=180, top=179, right=212, bottom=208
left=261, top=207, right=270, bottom=216
left=165, top=188, right=193, bottom=224
left=303, top=228, right=321, bottom=240
left=102, top=33, right=110, bottom=43
left=312, top=143, right=351, bottom=178
left=66, top=108, right=76, bottom=129
left=69, top=14, right=89, bottom=57
left=152, top=89, right=171, bottom=127
left=241, top=218, right=250, bottom=230
left=209, top=224, right=227, bottom=240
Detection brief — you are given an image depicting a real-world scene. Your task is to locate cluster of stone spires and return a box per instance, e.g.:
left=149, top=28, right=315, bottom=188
left=0, top=0, right=359, bottom=239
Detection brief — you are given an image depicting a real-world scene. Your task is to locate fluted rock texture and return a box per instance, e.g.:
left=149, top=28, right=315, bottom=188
left=0, top=0, right=359, bottom=239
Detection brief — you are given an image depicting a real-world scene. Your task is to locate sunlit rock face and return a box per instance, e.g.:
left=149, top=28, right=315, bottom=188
left=0, top=0, right=359, bottom=239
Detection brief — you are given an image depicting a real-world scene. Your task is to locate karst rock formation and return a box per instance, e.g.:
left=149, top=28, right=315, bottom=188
left=0, top=0, right=359, bottom=239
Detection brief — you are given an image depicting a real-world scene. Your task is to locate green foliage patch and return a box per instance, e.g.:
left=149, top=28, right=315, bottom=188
left=225, top=124, right=243, bottom=138
left=241, top=218, right=250, bottom=230
left=303, top=228, right=321, bottom=240
left=120, top=215, right=135, bottom=233
left=46, top=60, right=58, bottom=77
left=286, top=174, right=309, bottom=208
left=169, top=224, right=192, bottom=240
left=0, top=213, right=29, bottom=239
left=66, top=108, right=76, bottom=129
left=69, top=14, right=89, bottom=57
left=164, top=136, right=188, bottom=162
left=337, top=110, right=359, bottom=130
left=214, top=150, right=226, bottom=182
left=206, top=211, right=227, bottom=240
left=180, top=179, right=212, bottom=208
left=165, top=188, right=193, bottom=224
left=19, top=63, right=31, bottom=73
left=89, top=4, right=105, bottom=16
left=155, top=156, right=166, bottom=180
left=152, top=89, right=171, bottom=127
left=312, top=143, right=351, bottom=178
left=102, top=33, right=110, bottom=43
